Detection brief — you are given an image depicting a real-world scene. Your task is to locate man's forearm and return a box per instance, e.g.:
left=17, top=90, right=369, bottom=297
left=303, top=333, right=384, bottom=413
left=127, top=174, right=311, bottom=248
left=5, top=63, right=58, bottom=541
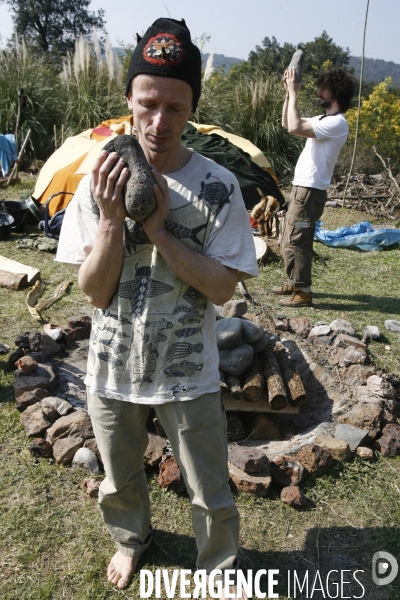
left=151, top=228, right=238, bottom=306
left=282, top=95, right=289, bottom=129
left=78, top=219, right=124, bottom=309
left=286, top=93, right=303, bottom=133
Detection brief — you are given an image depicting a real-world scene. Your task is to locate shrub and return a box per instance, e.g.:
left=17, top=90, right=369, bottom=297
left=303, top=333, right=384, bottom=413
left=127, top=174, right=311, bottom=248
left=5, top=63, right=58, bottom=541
left=346, top=77, right=400, bottom=168
left=0, top=35, right=62, bottom=160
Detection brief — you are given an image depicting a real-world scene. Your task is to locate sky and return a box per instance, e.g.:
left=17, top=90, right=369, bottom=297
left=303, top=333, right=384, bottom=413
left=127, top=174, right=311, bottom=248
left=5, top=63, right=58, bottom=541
left=0, top=0, right=399, bottom=65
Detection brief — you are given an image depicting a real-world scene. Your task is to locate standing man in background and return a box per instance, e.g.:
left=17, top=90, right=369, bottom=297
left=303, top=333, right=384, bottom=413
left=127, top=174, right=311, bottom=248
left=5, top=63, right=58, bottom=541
left=273, top=67, right=355, bottom=307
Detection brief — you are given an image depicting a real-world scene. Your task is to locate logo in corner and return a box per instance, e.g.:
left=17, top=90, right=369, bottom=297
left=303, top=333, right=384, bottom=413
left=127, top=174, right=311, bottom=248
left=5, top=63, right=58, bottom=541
left=143, top=34, right=183, bottom=65
left=372, top=551, right=398, bottom=586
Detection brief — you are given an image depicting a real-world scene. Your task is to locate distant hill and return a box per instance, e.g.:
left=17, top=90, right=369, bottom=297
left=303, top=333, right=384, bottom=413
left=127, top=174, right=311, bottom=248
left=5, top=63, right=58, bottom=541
left=349, top=56, right=400, bottom=88
left=201, top=52, right=241, bottom=72
left=202, top=52, right=400, bottom=88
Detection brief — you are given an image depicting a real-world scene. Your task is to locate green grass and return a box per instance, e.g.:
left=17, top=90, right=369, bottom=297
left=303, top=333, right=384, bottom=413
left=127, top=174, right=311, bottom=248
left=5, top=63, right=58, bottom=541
left=2, top=182, right=400, bottom=598
left=248, top=205, right=400, bottom=374
left=1, top=403, right=400, bottom=599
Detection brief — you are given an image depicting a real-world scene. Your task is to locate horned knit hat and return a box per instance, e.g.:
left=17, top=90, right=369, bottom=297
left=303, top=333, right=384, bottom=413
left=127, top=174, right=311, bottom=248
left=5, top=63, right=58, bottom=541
left=125, top=18, right=202, bottom=111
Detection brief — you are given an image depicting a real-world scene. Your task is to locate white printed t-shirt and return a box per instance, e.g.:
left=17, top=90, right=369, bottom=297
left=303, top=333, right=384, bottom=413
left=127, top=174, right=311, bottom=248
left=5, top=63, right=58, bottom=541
left=293, top=113, right=349, bottom=190
left=56, top=150, right=258, bottom=405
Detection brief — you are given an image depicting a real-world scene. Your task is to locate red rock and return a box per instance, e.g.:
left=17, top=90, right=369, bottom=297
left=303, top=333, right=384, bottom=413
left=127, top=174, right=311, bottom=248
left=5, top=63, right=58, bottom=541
left=15, top=390, right=41, bottom=412
left=144, top=433, right=167, bottom=469
left=344, top=365, right=375, bottom=387
left=222, top=300, right=248, bottom=318
left=333, top=333, right=367, bottom=352
left=382, top=410, right=398, bottom=427
left=20, top=403, right=52, bottom=436
left=295, top=444, right=334, bottom=477
left=281, top=485, right=307, bottom=508
left=29, top=438, right=53, bottom=458
left=308, top=333, right=335, bottom=348
left=337, top=402, right=382, bottom=440
left=228, top=461, right=271, bottom=497
left=158, top=455, right=186, bottom=494
left=273, top=318, right=288, bottom=331
left=374, top=424, right=400, bottom=456
left=270, top=455, right=304, bottom=486
left=228, top=445, right=270, bottom=473
left=289, top=317, right=312, bottom=338
left=52, top=436, right=84, bottom=464
left=15, top=355, right=38, bottom=374
left=356, top=447, right=374, bottom=461
left=14, top=364, right=56, bottom=398
left=83, top=478, right=101, bottom=498
left=337, top=346, right=367, bottom=367
left=314, top=433, right=351, bottom=462
left=46, top=410, right=94, bottom=444
left=242, top=313, right=256, bottom=321
left=366, top=375, right=396, bottom=398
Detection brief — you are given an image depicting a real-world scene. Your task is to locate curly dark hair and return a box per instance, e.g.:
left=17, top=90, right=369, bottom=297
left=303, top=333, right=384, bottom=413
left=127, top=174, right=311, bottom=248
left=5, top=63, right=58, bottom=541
left=316, top=69, right=356, bottom=112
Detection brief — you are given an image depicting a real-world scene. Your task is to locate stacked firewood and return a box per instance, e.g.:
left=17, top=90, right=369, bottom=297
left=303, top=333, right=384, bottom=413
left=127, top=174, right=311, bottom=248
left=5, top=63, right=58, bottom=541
left=216, top=310, right=307, bottom=442
left=329, top=171, right=400, bottom=219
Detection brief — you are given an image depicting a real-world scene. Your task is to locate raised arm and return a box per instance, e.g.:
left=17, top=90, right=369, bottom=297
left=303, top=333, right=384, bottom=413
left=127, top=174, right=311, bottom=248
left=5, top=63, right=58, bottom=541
left=282, top=70, right=289, bottom=129
left=284, top=67, right=315, bottom=138
left=143, top=168, right=238, bottom=306
left=78, top=151, right=129, bottom=309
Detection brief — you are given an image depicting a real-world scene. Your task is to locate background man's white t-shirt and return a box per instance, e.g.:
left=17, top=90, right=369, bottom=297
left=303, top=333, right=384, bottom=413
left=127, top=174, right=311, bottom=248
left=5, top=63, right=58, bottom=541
left=293, top=113, right=349, bottom=190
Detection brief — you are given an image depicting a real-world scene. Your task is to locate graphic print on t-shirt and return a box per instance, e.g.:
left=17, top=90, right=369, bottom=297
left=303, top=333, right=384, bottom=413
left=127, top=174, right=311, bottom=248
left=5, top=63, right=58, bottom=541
left=199, top=172, right=234, bottom=213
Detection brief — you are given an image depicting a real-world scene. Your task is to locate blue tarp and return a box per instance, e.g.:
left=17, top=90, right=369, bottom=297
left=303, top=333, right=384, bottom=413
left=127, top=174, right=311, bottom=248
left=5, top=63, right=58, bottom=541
left=0, top=134, right=17, bottom=176
left=314, top=220, right=400, bottom=251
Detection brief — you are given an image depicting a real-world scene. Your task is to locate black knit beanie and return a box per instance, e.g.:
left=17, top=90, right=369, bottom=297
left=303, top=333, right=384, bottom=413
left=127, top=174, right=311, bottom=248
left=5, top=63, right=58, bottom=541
left=125, top=18, right=202, bottom=111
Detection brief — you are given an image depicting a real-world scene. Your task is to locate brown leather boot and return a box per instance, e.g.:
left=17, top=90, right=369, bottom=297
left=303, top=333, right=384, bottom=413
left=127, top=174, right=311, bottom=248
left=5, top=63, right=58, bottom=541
left=271, top=284, right=296, bottom=295
left=278, top=290, right=312, bottom=307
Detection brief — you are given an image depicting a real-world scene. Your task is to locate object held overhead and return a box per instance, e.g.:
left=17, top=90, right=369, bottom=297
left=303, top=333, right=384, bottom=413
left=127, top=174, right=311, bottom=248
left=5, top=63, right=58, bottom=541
left=288, top=49, right=305, bottom=84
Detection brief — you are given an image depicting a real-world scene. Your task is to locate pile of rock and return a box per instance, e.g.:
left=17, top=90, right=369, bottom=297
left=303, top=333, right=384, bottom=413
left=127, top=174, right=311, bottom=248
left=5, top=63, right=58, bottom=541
left=5, top=304, right=400, bottom=507
left=216, top=300, right=307, bottom=442
left=17, top=387, right=101, bottom=469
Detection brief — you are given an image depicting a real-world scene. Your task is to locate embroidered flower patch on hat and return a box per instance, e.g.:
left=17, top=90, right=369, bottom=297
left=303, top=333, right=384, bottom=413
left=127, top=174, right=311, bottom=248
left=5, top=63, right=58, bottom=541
left=143, top=34, right=183, bottom=65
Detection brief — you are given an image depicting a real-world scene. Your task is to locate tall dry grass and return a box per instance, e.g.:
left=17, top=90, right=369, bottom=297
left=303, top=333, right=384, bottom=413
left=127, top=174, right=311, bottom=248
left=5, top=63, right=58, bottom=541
left=196, top=70, right=314, bottom=177
left=60, top=31, right=127, bottom=136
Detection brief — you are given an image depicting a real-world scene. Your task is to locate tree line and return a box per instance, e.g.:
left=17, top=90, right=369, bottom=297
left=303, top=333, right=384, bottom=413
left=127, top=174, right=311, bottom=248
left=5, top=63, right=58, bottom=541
left=0, top=0, right=398, bottom=174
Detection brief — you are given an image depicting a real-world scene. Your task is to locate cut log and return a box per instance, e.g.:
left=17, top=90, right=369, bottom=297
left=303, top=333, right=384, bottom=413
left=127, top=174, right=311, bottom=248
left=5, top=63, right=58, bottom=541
left=0, top=255, right=40, bottom=285
left=274, top=344, right=307, bottom=406
left=241, top=413, right=281, bottom=441
left=259, top=349, right=288, bottom=410
left=0, top=269, right=28, bottom=289
left=222, top=391, right=299, bottom=414
left=226, top=374, right=244, bottom=400
left=243, top=355, right=264, bottom=402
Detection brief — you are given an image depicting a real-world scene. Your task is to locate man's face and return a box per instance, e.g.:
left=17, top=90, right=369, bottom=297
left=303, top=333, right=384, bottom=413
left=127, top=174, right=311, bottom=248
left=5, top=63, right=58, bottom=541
left=317, top=85, right=335, bottom=109
left=127, top=74, right=193, bottom=158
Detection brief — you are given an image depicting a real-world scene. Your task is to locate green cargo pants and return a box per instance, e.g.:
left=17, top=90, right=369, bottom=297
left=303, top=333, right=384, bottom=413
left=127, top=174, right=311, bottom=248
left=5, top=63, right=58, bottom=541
left=281, top=185, right=327, bottom=291
left=86, top=390, right=239, bottom=575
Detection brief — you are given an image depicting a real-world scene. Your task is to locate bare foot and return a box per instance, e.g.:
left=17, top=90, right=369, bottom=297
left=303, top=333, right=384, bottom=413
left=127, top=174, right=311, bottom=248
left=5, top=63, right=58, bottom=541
left=221, top=586, right=248, bottom=600
left=107, top=551, right=139, bottom=589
